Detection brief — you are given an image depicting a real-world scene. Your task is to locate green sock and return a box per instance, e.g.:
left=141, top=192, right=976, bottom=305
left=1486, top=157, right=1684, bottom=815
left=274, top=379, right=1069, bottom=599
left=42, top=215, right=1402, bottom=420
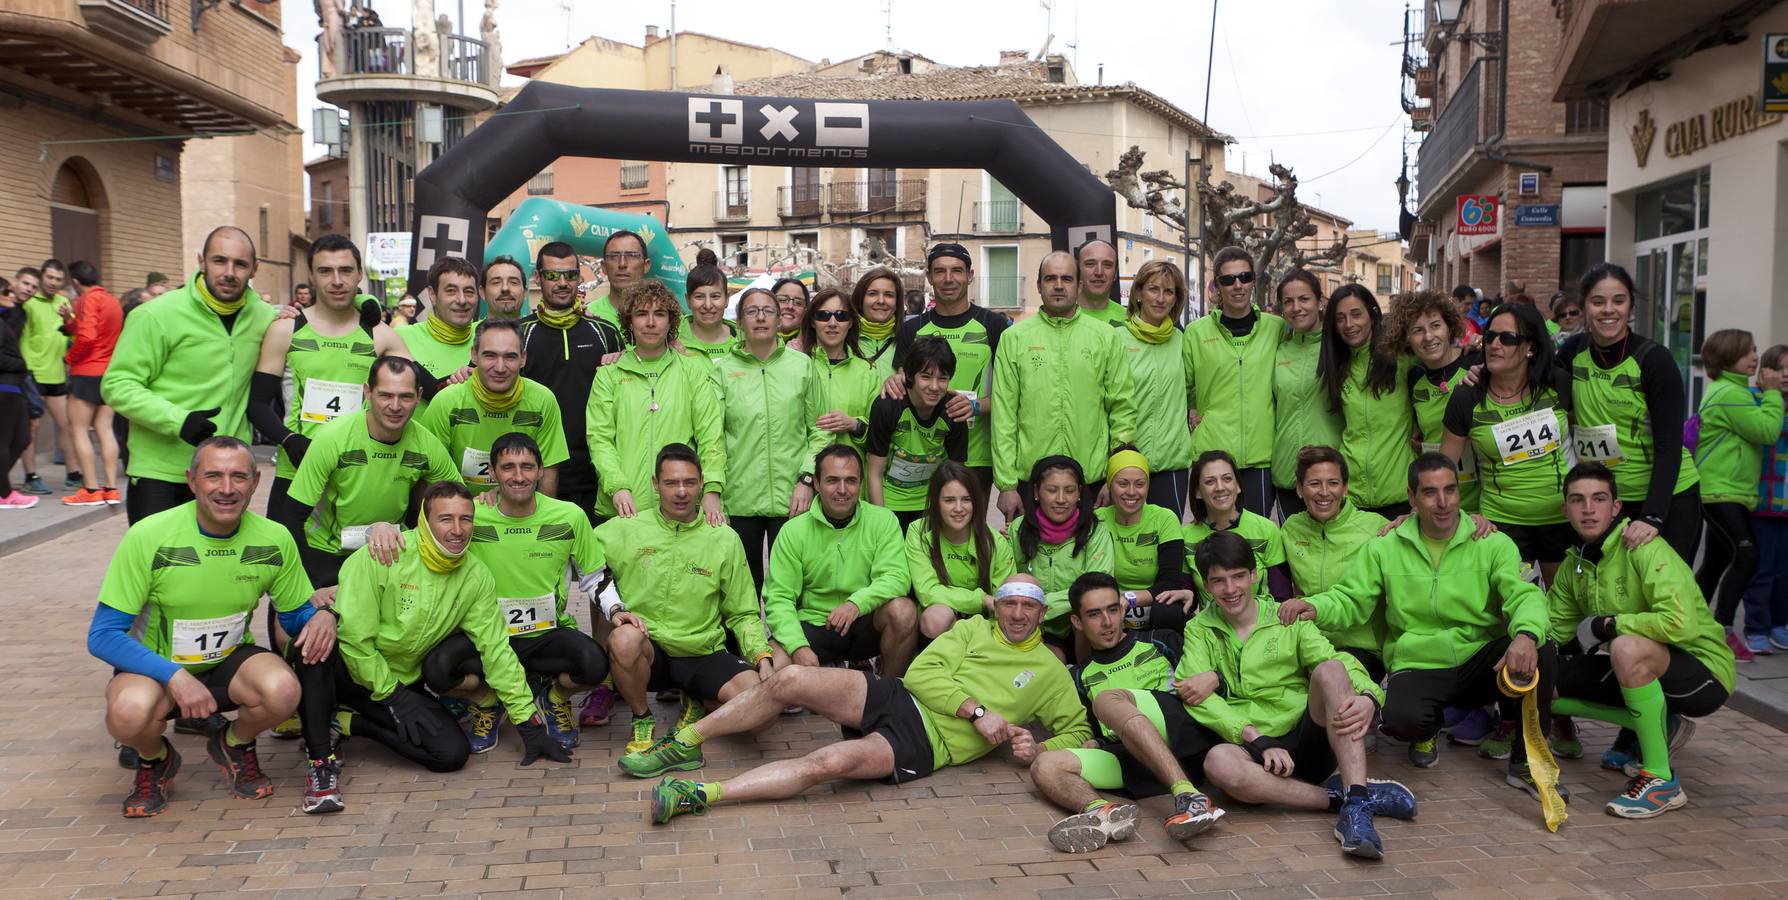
left=334, top=710, right=354, bottom=736
left=698, top=782, right=723, bottom=803
left=1619, top=681, right=1673, bottom=780
left=474, top=694, right=499, bottom=709
left=1169, top=780, right=1196, bottom=798
left=673, top=724, right=704, bottom=747
left=1081, top=799, right=1106, bottom=813
left=224, top=724, right=253, bottom=748
left=547, top=684, right=572, bottom=705
left=138, top=742, right=167, bottom=763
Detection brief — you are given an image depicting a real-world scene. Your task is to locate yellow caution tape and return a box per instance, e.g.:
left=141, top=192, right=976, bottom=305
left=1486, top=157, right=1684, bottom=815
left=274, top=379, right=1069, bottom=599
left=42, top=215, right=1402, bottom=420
left=1498, top=666, right=1567, bottom=832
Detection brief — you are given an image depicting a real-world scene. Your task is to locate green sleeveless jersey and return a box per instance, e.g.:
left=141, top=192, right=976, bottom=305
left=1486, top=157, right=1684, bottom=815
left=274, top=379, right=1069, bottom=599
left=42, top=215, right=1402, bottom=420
left=865, top=395, right=967, bottom=511
left=277, top=316, right=377, bottom=480
left=468, top=496, right=606, bottom=639
left=1074, top=632, right=1177, bottom=740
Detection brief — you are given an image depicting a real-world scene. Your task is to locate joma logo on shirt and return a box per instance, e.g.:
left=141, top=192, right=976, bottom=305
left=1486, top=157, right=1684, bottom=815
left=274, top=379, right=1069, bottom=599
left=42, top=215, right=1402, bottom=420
left=372, top=451, right=398, bottom=460
left=205, top=548, right=236, bottom=557
left=687, top=565, right=712, bottom=577
left=504, top=527, right=533, bottom=535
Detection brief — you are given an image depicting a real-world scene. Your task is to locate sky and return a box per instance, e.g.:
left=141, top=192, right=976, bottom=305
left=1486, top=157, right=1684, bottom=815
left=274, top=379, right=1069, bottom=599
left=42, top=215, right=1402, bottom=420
left=283, top=0, right=1415, bottom=232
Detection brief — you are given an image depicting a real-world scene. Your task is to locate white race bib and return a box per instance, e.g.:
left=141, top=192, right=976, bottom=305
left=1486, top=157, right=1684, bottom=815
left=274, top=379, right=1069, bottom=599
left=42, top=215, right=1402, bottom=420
left=460, top=447, right=492, bottom=484
left=1573, top=424, right=1623, bottom=466
left=500, top=593, right=557, bottom=636
left=1491, top=408, right=1563, bottom=466
left=340, top=524, right=371, bottom=551
left=886, top=450, right=941, bottom=487
left=955, top=389, right=977, bottom=425
left=1421, top=440, right=1477, bottom=484
left=300, top=379, right=361, bottom=425
left=170, top=612, right=249, bottom=665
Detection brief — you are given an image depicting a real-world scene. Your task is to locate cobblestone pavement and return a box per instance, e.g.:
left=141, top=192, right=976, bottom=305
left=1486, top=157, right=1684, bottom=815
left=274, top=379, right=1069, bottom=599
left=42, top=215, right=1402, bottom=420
left=6, top=512, right=1788, bottom=899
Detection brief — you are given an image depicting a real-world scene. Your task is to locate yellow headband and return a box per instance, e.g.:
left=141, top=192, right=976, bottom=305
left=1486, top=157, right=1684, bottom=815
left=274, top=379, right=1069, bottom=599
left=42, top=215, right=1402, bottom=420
left=1106, top=449, right=1151, bottom=484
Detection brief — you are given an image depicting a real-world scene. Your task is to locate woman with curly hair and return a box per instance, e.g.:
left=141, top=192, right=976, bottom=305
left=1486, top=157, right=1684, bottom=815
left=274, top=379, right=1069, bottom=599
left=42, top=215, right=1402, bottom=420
left=1386, top=290, right=1482, bottom=513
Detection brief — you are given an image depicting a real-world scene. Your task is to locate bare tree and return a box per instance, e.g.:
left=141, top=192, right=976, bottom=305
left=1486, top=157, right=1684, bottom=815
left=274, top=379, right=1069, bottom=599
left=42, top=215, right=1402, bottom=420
left=1106, top=146, right=1349, bottom=306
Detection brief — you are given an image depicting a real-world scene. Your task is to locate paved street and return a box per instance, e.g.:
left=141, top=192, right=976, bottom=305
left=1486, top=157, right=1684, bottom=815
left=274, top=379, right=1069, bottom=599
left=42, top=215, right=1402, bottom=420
left=5, top=473, right=1788, bottom=899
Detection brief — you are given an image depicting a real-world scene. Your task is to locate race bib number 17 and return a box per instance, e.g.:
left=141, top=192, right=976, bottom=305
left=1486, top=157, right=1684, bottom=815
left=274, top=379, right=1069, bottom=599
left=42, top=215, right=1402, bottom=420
left=170, top=612, right=249, bottom=665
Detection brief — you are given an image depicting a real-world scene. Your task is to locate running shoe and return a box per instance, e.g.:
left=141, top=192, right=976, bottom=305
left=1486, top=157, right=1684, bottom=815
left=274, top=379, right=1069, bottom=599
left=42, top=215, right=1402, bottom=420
left=1478, top=721, right=1517, bottom=760
left=116, top=743, right=137, bottom=769
left=206, top=730, right=274, bottom=800
left=121, top=740, right=181, bottom=818
left=1771, top=626, right=1788, bottom=651
left=1505, top=759, right=1570, bottom=804
left=61, top=487, right=107, bottom=507
left=1446, top=708, right=1495, bottom=746
left=1408, top=738, right=1439, bottom=768
left=1746, top=633, right=1775, bottom=655
left=1605, top=770, right=1687, bottom=819
left=302, top=756, right=344, bottom=815
left=620, top=733, right=703, bottom=778
left=1667, top=714, right=1696, bottom=753
left=1048, top=800, right=1141, bottom=853
left=1551, top=715, right=1584, bottom=759
left=1728, top=629, right=1756, bottom=663
left=1163, top=791, right=1224, bottom=841
left=270, top=714, right=302, bottom=739
left=539, top=685, right=579, bottom=750
left=466, top=704, right=504, bottom=754
left=1333, top=796, right=1383, bottom=860
left=63, top=471, right=83, bottom=491
left=102, top=487, right=121, bottom=505
left=20, top=475, right=51, bottom=495
left=174, top=712, right=229, bottom=736
left=1601, top=728, right=1640, bottom=775
left=650, top=776, right=709, bottom=824
left=580, top=684, right=616, bottom=727
left=0, top=490, right=38, bottom=509
left=674, top=695, right=705, bottom=734
left=627, top=714, right=657, bottom=755
left=1324, top=775, right=1417, bottom=820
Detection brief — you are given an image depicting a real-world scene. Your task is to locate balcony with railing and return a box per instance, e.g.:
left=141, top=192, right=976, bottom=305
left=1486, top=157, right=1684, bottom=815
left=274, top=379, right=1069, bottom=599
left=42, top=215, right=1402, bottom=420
left=317, top=26, right=498, bottom=110
left=778, top=183, right=824, bottom=218
left=971, top=200, right=1023, bottom=234
left=826, top=179, right=926, bottom=215
left=1415, top=58, right=1496, bottom=212
left=77, top=0, right=171, bottom=46
left=715, top=191, right=751, bottom=223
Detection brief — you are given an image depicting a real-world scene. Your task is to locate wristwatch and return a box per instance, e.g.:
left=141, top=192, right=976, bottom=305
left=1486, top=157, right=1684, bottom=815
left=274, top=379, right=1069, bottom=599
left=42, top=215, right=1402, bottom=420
left=1123, top=591, right=1138, bottom=609
left=797, top=473, right=816, bottom=489
left=970, top=705, right=987, bottom=721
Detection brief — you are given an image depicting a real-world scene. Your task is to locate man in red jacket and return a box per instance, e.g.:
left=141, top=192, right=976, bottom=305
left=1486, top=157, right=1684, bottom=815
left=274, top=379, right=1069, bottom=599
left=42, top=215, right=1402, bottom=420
left=62, top=260, right=122, bottom=506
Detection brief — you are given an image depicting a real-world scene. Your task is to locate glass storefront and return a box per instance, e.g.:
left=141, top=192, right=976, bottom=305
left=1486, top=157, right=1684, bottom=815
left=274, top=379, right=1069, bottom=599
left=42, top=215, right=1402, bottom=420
left=1632, top=167, right=1710, bottom=403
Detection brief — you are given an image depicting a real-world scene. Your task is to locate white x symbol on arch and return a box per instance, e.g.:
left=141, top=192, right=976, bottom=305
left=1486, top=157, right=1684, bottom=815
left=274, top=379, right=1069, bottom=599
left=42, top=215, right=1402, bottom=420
left=759, top=104, right=799, bottom=142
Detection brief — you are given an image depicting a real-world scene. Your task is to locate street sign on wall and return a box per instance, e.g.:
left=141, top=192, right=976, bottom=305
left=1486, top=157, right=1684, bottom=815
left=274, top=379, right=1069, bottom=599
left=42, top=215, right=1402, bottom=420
left=1513, top=204, right=1561, bottom=227
left=1457, top=194, right=1499, bottom=235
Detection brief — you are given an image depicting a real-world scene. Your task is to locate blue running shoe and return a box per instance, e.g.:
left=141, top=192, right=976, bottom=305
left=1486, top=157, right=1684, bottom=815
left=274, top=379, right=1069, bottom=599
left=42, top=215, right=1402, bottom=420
left=538, top=685, right=579, bottom=750
left=1770, top=626, right=1788, bottom=651
left=467, top=703, right=504, bottom=754
left=1605, top=770, right=1687, bottom=819
left=1601, top=728, right=1639, bottom=775
left=1746, top=633, right=1775, bottom=655
left=1325, top=775, right=1417, bottom=820
left=1333, top=796, right=1383, bottom=859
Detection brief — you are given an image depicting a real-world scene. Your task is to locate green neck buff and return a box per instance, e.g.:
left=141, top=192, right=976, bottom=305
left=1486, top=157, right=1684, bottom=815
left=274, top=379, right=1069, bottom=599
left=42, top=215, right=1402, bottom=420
left=417, top=521, right=467, bottom=573
left=536, top=301, right=582, bottom=330
left=425, top=312, right=472, bottom=346
left=192, top=270, right=246, bottom=316
left=1125, top=314, right=1174, bottom=344
left=859, top=315, right=895, bottom=342
left=993, top=619, right=1043, bottom=652
left=470, top=374, right=523, bottom=415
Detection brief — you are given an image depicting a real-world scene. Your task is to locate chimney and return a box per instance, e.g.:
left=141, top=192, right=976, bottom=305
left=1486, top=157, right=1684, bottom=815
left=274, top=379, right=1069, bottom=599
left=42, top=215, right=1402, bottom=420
left=710, top=65, right=733, bottom=94
left=997, top=50, right=1028, bottom=67
left=645, top=24, right=659, bottom=41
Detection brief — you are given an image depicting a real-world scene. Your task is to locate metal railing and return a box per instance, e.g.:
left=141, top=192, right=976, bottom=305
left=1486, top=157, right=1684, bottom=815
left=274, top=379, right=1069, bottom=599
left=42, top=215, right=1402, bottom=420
left=972, top=200, right=1023, bottom=233
left=778, top=183, right=823, bottom=217
left=115, top=0, right=170, bottom=21
left=619, top=163, right=650, bottom=190
left=714, top=190, right=751, bottom=223
left=1416, top=59, right=1492, bottom=201
left=827, top=179, right=926, bottom=215
left=327, top=27, right=488, bottom=86
left=979, top=275, right=1025, bottom=309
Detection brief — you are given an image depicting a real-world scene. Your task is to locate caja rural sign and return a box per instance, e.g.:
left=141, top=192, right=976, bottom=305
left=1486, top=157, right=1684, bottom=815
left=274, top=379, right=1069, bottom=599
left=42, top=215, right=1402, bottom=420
left=1456, top=194, right=1498, bottom=235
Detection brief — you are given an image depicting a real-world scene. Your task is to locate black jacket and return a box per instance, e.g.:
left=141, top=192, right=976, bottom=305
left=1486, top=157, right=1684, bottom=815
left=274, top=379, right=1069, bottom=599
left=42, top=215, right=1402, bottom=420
left=517, top=312, right=625, bottom=494
left=0, top=304, right=27, bottom=385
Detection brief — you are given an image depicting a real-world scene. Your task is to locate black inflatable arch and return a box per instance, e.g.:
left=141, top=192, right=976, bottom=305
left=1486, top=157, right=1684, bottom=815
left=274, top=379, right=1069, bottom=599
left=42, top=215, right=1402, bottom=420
left=405, top=82, right=1117, bottom=289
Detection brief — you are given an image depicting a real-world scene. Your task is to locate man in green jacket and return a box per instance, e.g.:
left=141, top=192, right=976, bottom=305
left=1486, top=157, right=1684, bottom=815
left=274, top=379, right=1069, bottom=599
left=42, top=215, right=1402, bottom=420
left=1183, top=532, right=1411, bottom=859
left=1280, top=453, right=1561, bottom=796
left=326, top=480, right=569, bottom=774
left=991, top=252, right=1136, bottom=523
left=764, top=445, right=918, bottom=676
left=103, top=226, right=276, bottom=524
left=1184, top=246, right=1283, bottom=517
left=621, top=574, right=1091, bottom=824
left=595, top=444, right=771, bottom=756
left=1549, top=462, right=1735, bottom=819
left=1075, top=239, right=1127, bottom=326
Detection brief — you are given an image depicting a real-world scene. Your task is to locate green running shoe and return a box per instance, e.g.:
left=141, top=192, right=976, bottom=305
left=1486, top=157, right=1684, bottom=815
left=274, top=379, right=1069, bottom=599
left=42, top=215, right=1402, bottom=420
left=626, top=714, right=657, bottom=754
left=651, top=776, right=710, bottom=824
left=674, top=695, right=705, bottom=733
left=620, top=733, right=704, bottom=779
left=1408, top=738, right=1439, bottom=768
left=1477, top=720, right=1517, bottom=760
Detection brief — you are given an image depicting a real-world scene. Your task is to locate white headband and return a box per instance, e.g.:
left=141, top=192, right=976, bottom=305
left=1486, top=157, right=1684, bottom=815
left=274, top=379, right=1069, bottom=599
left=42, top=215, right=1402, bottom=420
left=997, top=581, right=1047, bottom=606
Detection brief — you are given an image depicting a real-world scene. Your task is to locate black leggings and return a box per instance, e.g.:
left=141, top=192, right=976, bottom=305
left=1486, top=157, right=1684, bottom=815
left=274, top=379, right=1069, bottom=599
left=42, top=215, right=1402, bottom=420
left=1236, top=466, right=1273, bottom=519
left=0, top=390, right=27, bottom=497
left=125, top=476, right=194, bottom=525
left=732, top=514, right=785, bottom=592
left=1275, top=485, right=1306, bottom=521
left=1147, top=468, right=1190, bottom=520
left=420, top=629, right=610, bottom=694
left=1381, top=638, right=1557, bottom=762
left=1699, top=501, right=1757, bottom=627
left=291, top=648, right=468, bottom=772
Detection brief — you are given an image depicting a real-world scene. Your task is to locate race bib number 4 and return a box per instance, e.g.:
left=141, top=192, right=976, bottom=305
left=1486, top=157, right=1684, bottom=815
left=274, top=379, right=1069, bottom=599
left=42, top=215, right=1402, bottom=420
left=500, top=593, right=557, bottom=636
left=1573, top=424, right=1623, bottom=465
left=170, top=612, right=249, bottom=665
left=1492, top=408, right=1562, bottom=465
left=460, top=447, right=492, bottom=484
left=300, top=379, right=362, bottom=425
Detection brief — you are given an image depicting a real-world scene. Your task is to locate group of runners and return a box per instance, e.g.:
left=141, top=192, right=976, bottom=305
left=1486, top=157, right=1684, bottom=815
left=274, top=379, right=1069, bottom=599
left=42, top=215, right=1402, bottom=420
left=55, top=220, right=1775, bottom=862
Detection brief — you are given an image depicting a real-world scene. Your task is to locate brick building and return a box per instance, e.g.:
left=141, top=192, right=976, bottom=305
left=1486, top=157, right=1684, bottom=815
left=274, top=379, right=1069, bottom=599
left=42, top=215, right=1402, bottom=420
left=1, top=0, right=303, bottom=299
left=1405, top=0, right=1609, bottom=309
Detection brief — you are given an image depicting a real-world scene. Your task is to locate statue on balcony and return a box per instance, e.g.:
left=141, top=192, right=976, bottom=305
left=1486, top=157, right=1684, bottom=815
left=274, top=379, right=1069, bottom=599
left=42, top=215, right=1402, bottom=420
left=316, top=0, right=346, bottom=79
left=412, top=0, right=439, bottom=75
left=481, top=0, right=502, bottom=86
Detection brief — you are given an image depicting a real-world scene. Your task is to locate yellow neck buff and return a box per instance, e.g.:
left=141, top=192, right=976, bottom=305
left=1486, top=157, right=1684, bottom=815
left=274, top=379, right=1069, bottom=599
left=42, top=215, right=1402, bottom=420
left=1125, top=314, right=1174, bottom=345
left=859, top=315, right=896, bottom=342
left=536, top=300, right=581, bottom=330
left=425, top=312, right=472, bottom=346
left=470, top=372, right=523, bottom=415
left=192, top=269, right=247, bottom=316
left=991, top=582, right=1047, bottom=651
left=416, top=521, right=467, bottom=574
left=778, top=327, right=800, bottom=343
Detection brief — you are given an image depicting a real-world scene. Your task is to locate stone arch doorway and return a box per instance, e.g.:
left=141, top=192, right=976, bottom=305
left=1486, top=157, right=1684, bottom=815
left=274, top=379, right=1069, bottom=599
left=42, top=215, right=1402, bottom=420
left=50, top=158, right=105, bottom=272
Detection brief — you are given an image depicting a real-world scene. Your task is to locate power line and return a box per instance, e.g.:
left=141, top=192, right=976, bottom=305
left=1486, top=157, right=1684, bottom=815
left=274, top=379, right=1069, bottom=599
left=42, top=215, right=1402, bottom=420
left=1300, top=120, right=1399, bottom=183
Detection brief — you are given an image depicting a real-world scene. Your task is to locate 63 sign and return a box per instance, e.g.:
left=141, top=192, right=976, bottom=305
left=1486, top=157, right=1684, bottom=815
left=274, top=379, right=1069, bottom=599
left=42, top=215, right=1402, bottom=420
left=1456, top=194, right=1499, bottom=235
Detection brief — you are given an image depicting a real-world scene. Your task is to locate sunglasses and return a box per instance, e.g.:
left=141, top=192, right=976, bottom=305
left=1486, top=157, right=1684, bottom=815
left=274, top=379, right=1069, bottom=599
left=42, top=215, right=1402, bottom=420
left=1216, top=271, right=1256, bottom=287
left=539, top=269, right=579, bottom=283
left=1483, top=329, right=1527, bottom=347
left=812, top=309, right=852, bottom=323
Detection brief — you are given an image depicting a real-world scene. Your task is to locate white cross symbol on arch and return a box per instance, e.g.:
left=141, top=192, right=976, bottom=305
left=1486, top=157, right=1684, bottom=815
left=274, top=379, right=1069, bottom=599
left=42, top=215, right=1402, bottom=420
left=759, top=105, right=798, bottom=142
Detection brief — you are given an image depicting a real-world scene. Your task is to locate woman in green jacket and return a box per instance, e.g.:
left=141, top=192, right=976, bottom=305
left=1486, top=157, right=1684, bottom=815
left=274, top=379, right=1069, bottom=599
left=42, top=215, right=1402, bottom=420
left=1272, top=269, right=1340, bottom=517
left=1693, top=328, right=1786, bottom=659
left=1008, top=454, right=1114, bottom=659
left=1118, top=259, right=1196, bottom=514
left=907, top=461, right=1015, bottom=639
left=676, top=264, right=737, bottom=360
left=714, top=287, right=829, bottom=589
left=851, top=267, right=902, bottom=383
left=801, top=289, right=878, bottom=457
left=1388, top=291, right=1481, bottom=513
left=1183, top=449, right=1289, bottom=603
left=1318, top=284, right=1414, bottom=517
left=772, top=278, right=809, bottom=348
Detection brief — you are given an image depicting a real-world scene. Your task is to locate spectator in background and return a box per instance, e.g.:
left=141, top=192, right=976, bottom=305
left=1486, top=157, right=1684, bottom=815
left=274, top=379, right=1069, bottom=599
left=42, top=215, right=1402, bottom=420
left=293, top=282, right=314, bottom=308
left=144, top=272, right=171, bottom=298
left=391, top=295, right=418, bottom=326
left=62, top=261, right=123, bottom=506
left=1743, top=343, right=1788, bottom=656
left=1550, top=292, right=1582, bottom=347
left=0, top=275, right=34, bottom=509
